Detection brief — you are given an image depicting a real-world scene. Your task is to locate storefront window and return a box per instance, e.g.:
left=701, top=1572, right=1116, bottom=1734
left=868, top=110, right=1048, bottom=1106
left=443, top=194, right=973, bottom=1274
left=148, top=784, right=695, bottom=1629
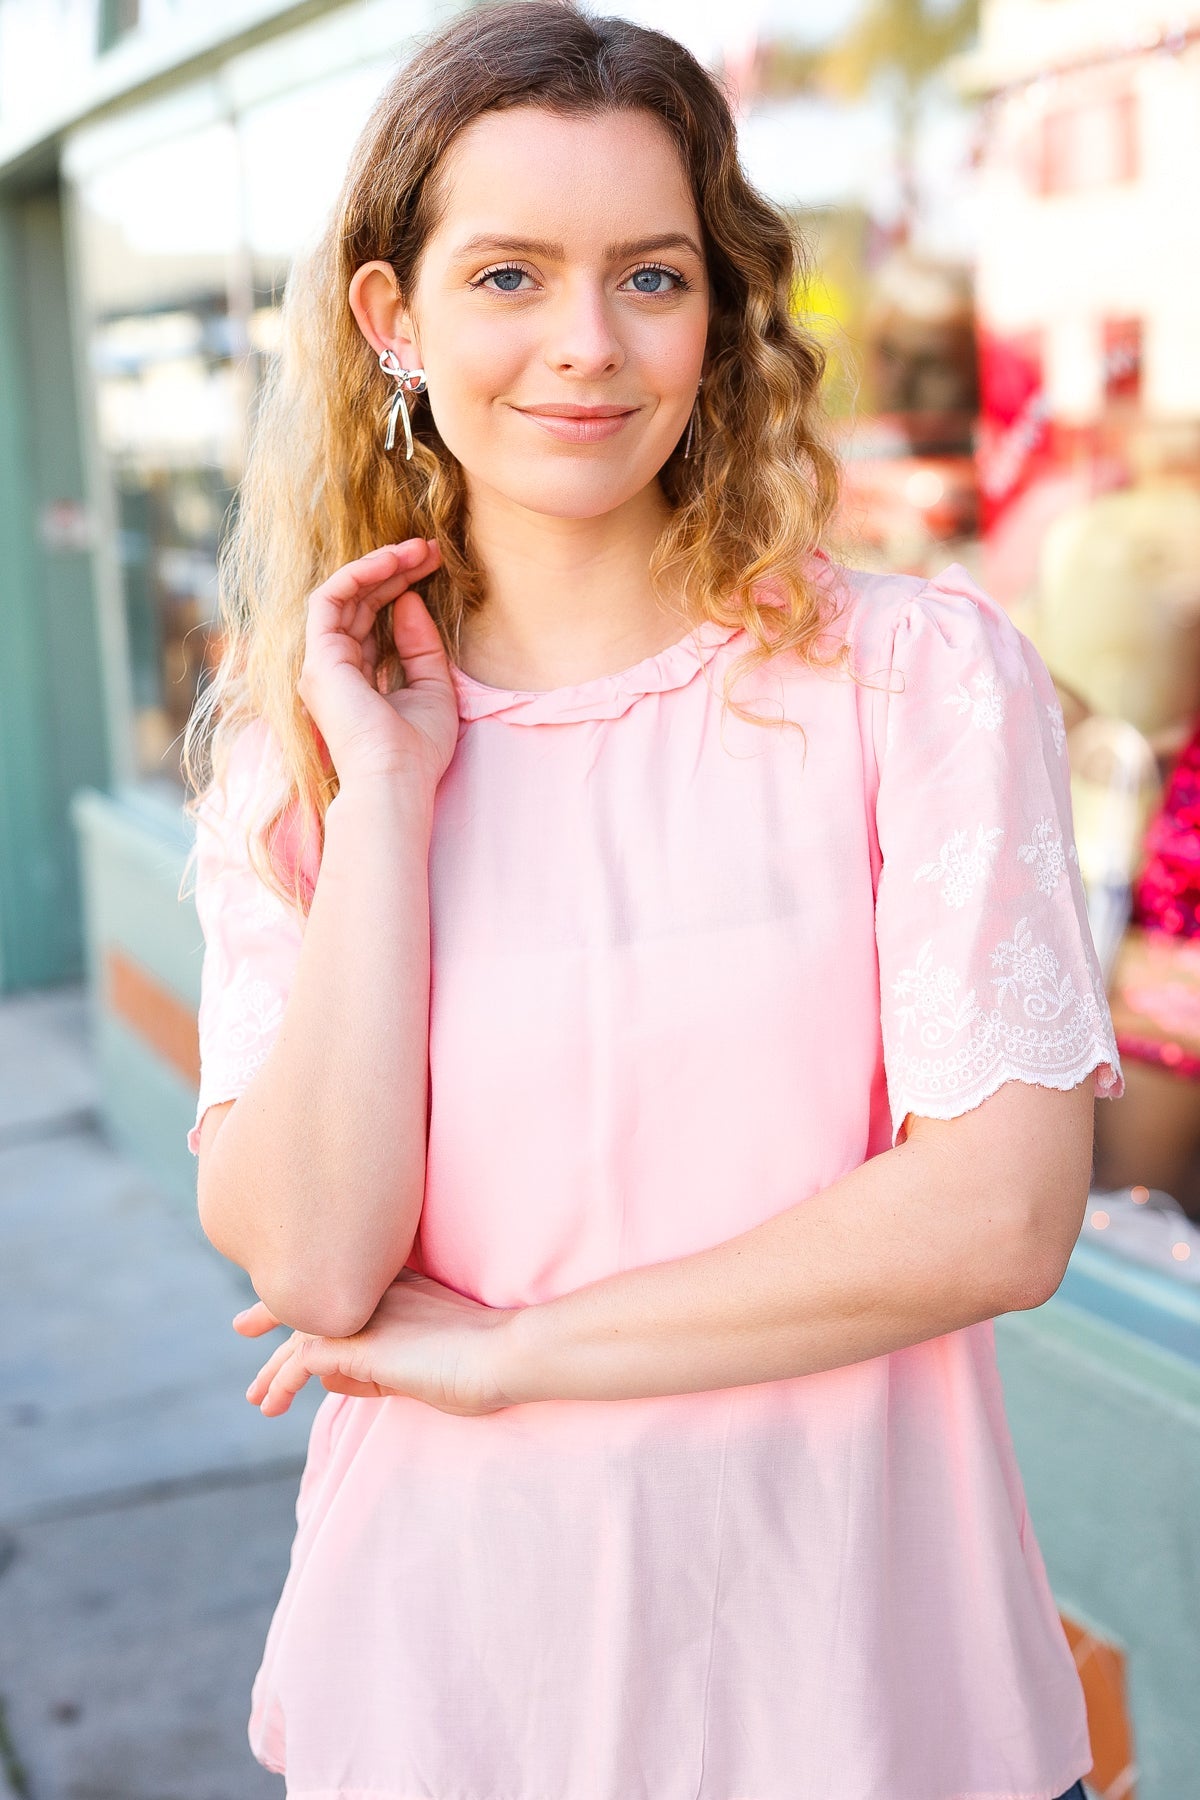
left=71, top=112, right=243, bottom=785
left=98, top=0, right=140, bottom=53
left=68, top=60, right=391, bottom=789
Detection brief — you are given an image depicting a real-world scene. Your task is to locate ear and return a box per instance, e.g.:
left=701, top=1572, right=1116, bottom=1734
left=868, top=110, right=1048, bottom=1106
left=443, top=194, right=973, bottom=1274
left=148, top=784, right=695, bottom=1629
left=348, top=261, right=422, bottom=367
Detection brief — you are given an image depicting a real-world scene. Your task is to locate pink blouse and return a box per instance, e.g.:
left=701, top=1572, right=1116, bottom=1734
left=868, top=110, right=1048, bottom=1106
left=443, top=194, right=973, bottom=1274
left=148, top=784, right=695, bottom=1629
left=186, top=557, right=1122, bottom=1800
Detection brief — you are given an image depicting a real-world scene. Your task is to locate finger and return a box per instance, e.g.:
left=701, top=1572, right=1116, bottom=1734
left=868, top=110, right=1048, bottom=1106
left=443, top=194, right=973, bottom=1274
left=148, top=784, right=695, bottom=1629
left=361, top=621, right=381, bottom=688
left=314, top=541, right=440, bottom=619
left=259, top=1341, right=321, bottom=1417
left=246, top=1333, right=304, bottom=1404
left=232, top=1301, right=282, bottom=1337
left=319, top=539, right=433, bottom=603
left=353, top=539, right=440, bottom=603
left=308, top=555, right=442, bottom=657
left=308, top=562, right=434, bottom=648
left=388, top=586, right=454, bottom=686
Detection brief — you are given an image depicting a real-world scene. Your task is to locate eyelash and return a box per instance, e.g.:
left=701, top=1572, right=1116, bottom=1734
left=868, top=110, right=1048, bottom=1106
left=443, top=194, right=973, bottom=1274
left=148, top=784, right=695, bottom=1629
left=470, top=260, right=691, bottom=295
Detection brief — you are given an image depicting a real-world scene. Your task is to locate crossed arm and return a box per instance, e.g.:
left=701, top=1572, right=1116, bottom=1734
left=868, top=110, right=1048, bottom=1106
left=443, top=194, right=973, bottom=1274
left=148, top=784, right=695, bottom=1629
left=219, top=1075, right=1097, bottom=1417
left=196, top=742, right=1100, bottom=1411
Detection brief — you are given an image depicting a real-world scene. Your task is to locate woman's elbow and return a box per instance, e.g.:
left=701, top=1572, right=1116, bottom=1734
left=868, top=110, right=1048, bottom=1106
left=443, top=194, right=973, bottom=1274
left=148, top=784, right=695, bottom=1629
left=995, top=1172, right=1090, bottom=1312
left=254, top=1275, right=382, bottom=1341
left=956, top=1078, right=1095, bottom=1313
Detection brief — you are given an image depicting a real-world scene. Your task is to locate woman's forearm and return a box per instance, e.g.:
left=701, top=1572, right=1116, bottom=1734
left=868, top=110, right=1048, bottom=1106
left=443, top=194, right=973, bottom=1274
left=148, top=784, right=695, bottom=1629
left=499, top=1131, right=1062, bottom=1404
left=198, top=775, right=435, bottom=1337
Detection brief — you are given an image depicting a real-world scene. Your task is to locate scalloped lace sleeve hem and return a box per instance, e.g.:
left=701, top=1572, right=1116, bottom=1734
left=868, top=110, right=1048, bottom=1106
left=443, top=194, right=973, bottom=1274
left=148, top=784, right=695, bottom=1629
left=186, top=1035, right=280, bottom=1154
left=888, top=1048, right=1124, bottom=1149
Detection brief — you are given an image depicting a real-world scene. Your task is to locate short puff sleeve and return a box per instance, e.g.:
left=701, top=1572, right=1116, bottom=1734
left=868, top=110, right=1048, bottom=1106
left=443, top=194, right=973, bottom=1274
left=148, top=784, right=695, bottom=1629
left=185, top=719, right=312, bottom=1155
left=873, top=564, right=1124, bottom=1149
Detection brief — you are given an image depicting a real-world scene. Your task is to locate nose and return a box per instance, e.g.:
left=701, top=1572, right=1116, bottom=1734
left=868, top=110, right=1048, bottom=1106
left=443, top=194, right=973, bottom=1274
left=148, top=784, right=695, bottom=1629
left=543, top=276, right=625, bottom=380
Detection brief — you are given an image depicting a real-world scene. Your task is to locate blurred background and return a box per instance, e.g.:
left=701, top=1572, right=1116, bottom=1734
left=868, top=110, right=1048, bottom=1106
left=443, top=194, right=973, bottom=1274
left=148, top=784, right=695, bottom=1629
left=0, top=2, right=1198, bottom=1796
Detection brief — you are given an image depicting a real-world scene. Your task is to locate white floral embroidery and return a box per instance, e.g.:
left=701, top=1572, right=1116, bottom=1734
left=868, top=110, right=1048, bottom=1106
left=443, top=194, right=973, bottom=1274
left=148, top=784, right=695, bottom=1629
left=1046, top=700, right=1067, bottom=757
left=1016, top=817, right=1067, bottom=895
left=913, top=825, right=1004, bottom=909
left=892, top=940, right=981, bottom=1044
left=944, top=671, right=1005, bottom=731
left=991, top=915, right=1077, bottom=1014
left=887, top=915, right=1121, bottom=1133
left=195, top=971, right=288, bottom=1118
left=242, top=880, right=294, bottom=931
left=193, top=872, right=304, bottom=1132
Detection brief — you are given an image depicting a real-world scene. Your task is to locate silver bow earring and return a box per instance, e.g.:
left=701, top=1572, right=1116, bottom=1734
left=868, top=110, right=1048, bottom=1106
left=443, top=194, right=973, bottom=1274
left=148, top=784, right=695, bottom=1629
left=379, top=348, right=428, bottom=459
left=683, top=376, right=704, bottom=460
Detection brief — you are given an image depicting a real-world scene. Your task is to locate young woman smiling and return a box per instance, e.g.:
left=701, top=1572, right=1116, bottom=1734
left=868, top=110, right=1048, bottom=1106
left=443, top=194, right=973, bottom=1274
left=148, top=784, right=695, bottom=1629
left=182, top=5, right=1121, bottom=1796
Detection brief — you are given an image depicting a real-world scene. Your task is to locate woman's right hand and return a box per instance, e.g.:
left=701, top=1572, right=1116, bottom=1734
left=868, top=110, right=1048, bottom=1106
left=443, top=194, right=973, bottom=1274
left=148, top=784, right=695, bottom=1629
left=298, top=538, right=459, bottom=792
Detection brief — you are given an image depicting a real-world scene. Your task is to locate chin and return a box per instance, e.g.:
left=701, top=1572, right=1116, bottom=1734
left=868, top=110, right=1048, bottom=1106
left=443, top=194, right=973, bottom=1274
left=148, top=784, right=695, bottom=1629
left=475, top=460, right=667, bottom=521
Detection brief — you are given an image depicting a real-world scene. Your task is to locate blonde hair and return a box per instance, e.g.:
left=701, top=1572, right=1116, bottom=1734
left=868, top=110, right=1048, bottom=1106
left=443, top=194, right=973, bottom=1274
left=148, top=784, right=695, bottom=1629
left=181, top=0, right=849, bottom=914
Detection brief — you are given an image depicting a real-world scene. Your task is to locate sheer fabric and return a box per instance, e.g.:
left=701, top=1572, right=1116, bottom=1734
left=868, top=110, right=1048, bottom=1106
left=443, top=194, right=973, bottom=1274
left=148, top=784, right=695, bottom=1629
left=875, top=571, right=1122, bottom=1144
left=187, top=717, right=308, bottom=1151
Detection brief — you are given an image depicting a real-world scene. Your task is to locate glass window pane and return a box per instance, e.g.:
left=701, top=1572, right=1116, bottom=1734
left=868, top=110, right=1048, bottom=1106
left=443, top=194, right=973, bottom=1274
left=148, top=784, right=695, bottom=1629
left=72, top=116, right=244, bottom=786
left=69, top=64, right=397, bottom=789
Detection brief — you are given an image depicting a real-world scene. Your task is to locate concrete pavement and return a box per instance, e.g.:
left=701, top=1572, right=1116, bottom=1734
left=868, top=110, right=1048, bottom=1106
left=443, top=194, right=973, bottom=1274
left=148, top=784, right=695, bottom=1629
left=0, top=984, right=321, bottom=1799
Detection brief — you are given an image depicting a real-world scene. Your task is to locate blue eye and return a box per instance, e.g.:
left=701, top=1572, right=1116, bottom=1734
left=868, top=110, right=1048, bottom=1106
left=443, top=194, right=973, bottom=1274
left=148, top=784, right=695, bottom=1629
left=626, top=266, right=685, bottom=294
left=477, top=265, right=530, bottom=292
left=472, top=261, right=688, bottom=295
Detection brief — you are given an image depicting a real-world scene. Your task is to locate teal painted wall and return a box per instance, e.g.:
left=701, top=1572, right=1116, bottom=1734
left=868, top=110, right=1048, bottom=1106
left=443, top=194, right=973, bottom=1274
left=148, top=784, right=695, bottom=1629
left=997, top=1293, right=1200, bottom=1799
left=0, top=183, right=110, bottom=992
left=72, top=786, right=200, bottom=1210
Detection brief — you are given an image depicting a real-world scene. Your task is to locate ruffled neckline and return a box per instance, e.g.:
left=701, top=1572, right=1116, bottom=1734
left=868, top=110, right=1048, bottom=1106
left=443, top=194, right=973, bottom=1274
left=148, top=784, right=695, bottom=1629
left=449, top=616, right=744, bottom=725
left=448, top=552, right=839, bottom=726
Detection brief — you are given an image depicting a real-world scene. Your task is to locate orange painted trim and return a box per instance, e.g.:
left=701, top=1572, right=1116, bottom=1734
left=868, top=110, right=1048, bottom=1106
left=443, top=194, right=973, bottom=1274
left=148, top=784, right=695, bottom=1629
left=104, top=947, right=200, bottom=1087
left=1059, top=1610, right=1138, bottom=1800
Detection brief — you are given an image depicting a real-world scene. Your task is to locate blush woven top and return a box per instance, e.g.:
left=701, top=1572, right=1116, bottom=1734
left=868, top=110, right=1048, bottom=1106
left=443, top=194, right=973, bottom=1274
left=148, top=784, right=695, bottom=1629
left=185, top=555, right=1123, bottom=1800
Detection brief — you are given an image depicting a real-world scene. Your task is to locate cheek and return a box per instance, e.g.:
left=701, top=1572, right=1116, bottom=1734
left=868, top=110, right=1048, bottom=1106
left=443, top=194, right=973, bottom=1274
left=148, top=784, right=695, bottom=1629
left=627, top=310, right=708, bottom=391
left=425, top=313, right=531, bottom=420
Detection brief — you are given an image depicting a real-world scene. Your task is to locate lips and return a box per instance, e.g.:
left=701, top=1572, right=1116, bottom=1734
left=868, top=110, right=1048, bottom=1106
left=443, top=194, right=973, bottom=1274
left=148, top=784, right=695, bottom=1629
left=513, top=403, right=638, bottom=443
left=516, top=404, right=637, bottom=419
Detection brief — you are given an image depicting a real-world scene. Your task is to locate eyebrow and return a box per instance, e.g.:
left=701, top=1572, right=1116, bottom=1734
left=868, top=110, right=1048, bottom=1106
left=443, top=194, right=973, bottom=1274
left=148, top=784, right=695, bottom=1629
left=452, top=232, right=705, bottom=263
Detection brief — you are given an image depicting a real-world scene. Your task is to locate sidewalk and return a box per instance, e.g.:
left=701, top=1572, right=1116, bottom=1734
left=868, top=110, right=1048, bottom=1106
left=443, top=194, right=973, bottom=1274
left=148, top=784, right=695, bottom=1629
left=0, top=985, right=321, bottom=1800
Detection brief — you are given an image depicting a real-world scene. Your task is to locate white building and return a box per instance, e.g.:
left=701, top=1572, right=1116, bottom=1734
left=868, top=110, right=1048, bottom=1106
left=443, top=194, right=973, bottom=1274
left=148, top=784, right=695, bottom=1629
left=959, top=0, right=1200, bottom=429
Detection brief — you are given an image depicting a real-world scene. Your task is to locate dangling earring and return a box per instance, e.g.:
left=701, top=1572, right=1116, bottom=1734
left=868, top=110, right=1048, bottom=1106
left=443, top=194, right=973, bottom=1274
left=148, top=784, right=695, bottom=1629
left=683, top=376, right=704, bottom=460
left=379, top=348, right=427, bottom=460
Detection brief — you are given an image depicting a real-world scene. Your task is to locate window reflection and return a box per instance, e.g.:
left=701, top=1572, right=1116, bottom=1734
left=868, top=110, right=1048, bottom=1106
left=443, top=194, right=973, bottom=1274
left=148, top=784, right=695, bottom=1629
left=70, top=65, right=391, bottom=785
left=74, top=117, right=243, bottom=783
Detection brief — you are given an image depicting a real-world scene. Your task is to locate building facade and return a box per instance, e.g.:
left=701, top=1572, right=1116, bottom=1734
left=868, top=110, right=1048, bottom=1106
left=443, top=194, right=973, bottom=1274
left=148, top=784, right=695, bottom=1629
left=958, top=0, right=1200, bottom=601
left=0, top=0, right=449, bottom=1159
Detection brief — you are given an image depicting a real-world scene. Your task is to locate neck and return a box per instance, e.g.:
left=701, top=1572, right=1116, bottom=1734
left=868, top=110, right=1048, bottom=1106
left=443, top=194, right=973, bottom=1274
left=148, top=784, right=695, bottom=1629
left=454, top=478, right=688, bottom=691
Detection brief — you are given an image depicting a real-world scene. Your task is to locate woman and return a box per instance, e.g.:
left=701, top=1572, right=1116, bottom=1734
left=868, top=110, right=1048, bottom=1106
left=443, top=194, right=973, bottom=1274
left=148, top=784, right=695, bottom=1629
left=183, top=6, right=1122, bottom=1796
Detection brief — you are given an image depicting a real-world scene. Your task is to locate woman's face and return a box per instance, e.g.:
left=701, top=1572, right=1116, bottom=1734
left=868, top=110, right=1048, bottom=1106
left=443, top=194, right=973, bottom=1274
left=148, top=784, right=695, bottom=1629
left=352, top=105, right=711, bottom=521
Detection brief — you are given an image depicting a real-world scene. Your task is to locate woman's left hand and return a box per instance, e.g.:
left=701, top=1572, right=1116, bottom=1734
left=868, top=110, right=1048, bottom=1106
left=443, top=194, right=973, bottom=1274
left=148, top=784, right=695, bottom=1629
left=234, top=1270, right=523, bottom=1417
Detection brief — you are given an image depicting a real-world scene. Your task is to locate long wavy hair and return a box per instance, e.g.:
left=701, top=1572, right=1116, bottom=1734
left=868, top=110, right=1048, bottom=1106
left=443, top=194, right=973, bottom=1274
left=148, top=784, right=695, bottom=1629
left=180, top=0, right=851, bottom=915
